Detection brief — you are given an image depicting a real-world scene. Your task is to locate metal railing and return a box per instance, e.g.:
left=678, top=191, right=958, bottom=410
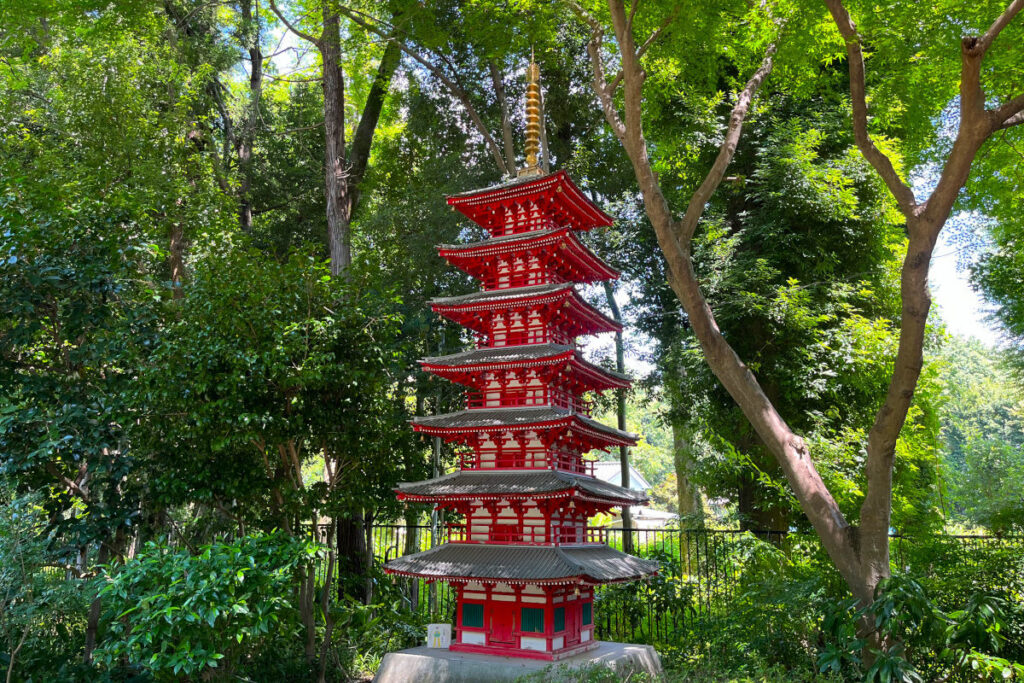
left=366, top=524, right=1024, bottom=644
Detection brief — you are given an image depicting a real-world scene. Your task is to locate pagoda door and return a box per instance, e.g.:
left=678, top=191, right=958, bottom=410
left=566, top=602, right=581, bottom=646
left=490, top=602, right=516, bottom=646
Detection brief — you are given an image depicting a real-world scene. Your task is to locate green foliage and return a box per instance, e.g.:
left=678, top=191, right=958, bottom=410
left=0, top=485, right=90, bottom=681
left=94, top=533, right=314, bottom=679
left=137, top=244, right=415, bottom=529
left=663, top=534, right=837, bottom=677
left=820, top=575, right=1024, bottom=682
left=932, top=336, right=1024, bottom=533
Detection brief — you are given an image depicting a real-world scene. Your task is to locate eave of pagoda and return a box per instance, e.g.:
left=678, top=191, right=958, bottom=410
left=411, top=406, right=637, bottom=450
left=384, top=543, right=658, bottom=585
left=420, top=345, right=630, bottom=392
left=437, top=227, right=620, bottom=286
left=429, top=283, right=621, bottom=338
left=394, top=469, right=646, bottom=507
left=446, top=169, right=613, bottom=235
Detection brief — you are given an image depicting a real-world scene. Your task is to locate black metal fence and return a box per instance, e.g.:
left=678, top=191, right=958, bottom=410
left=368, top=524, right=1024, bottom=644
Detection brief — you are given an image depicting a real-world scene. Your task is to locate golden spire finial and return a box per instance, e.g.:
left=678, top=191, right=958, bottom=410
left=518, top=54, right=545, bottom=178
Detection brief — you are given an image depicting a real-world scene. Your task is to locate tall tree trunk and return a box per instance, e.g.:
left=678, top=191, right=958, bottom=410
left=83, top=541, right=109, bottom=663
left=169, top=222, right=185, bottom=299
left=336, top=510, right=367, bottom=602
left=603, top=283, right=634, bottom=552
left=83, top=528, right=125, bottom=664
left=320, top=9, right=349, bottom=275
left=237, top=0, right=262, bottom=233
left=671, top=419, right=703, bottom=524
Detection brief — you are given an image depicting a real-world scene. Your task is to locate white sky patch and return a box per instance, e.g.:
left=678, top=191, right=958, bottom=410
left=929, top=229, right=1001, bottom=347
left=914, top=158, right=1002, bottom=348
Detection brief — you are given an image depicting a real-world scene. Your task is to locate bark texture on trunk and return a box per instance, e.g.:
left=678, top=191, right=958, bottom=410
left=320, top=9, right=349, bottom=275
left=670, top=420, right=702, bottom=523
left=237, top=0, right=262, bottom=233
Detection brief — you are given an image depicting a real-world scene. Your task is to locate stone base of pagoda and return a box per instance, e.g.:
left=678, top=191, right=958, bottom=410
left=373, top=641, right=662, bottom=683
left=448, top=639, right=598, bottom=661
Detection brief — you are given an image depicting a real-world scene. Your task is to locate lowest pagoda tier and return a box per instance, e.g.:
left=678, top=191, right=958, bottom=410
left=385, top=170, right=657, bottom=661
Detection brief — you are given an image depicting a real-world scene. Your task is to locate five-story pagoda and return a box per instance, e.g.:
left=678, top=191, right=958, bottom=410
left=385, top=62, right=658, bottom=661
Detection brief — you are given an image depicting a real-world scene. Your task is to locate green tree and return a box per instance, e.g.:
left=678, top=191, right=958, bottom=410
left=933, top=336, right=1024, bottom=533
left=573, top=0, right=1024, bottom=619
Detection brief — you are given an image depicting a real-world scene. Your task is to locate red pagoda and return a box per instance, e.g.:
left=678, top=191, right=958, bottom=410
left=385, top=62, right=658, bottom=661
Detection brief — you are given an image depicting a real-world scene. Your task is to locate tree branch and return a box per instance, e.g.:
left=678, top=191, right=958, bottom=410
left=46, top=462, right=90, bottom=503
left=675, top=41, right=776, bottom=245
left=977, top=0, right=1024, bottom=54
left=490, top=59, right=517, bottom=173
left=580, top=0, right=864, bottom=597
left=338, top=6, right=512, bottom=176
left=608, top=8, right=678, bottom=93
left=268, top=0, right=320, bottom=46
left=1000, top=109, right=1024, bottom=129
left=349, top=38, right=401, bottom=195
left=823, top=0, right=918, bottom=216
left=571, top=1, right=627, bottom=140
left=995, top=92, right=1024, bottom=127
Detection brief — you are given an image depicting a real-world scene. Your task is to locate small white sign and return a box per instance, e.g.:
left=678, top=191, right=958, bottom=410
left=426, top=623, right=451, bottom=649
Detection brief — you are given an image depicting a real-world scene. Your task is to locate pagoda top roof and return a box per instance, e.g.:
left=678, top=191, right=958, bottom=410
left=396, top=469, right=647, bottom=505
left=412, top=406, right=636, bottom=446
left=446, top=170, right=614, bottom=232
left=420, top=344, right=630, bottom=390
left=385, top=543, right=658, bottom=585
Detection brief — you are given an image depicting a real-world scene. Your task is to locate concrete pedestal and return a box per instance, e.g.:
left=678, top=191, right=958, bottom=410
left=373, top=641, right=662, bottom=682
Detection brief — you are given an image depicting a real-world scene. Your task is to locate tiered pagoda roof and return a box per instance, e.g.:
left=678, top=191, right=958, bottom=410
left=412, top=406, right=636, bottom=449
left=396, top=469, right=647, bottom=505
left=438, top=227, right=620, bottom=285
left=421, top=344, right=630, bottom=392
left=387, top=544, right=658, bottom=585
left=430, top=283, right=620, bottom=337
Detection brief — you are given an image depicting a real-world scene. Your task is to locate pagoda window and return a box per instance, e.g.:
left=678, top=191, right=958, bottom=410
left=520, top=607, right=545, bottom=634
left=553, top=607, right=566, bottom=633
left=462, top=603, right=485, bottom=629
left=582, top=602, right=592, bottom=626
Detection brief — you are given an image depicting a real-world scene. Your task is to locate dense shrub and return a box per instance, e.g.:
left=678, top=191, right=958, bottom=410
left=93, top=533, right=314, bottom=680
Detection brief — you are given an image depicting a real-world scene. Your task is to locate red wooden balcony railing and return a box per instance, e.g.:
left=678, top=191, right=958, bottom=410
left=464, top=389, right=593, bottom=416
left=445, top=524, right=609, bottom=545
left=457, top=450, right=596, bottom=476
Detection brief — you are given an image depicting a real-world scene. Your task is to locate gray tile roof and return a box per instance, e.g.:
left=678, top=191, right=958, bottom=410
left=397, top=470, right=648, bottom=504
left=420, top=344, right=630, bottom=383
left=412, top=407, right=637, bottom=443
left=422, top=344, right=572, bottom=366
left=415, top=406, right=569, bottom=429
left=438, top=228, right=562, bottom=251
left=385, top=543, right=659, bottom=583
left=448, top=172, right=545, bottom=199
left=430, top=283, right=571, bottom=307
